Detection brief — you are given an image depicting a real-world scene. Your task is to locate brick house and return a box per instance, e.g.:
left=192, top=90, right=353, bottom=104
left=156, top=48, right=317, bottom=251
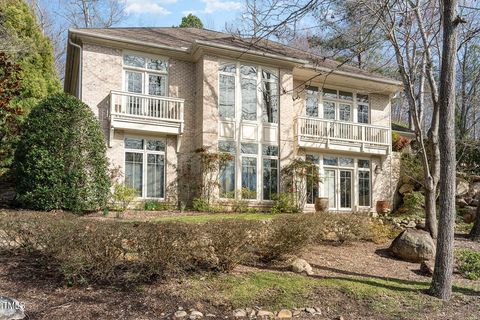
left=64, top=27, right=402, bottom=212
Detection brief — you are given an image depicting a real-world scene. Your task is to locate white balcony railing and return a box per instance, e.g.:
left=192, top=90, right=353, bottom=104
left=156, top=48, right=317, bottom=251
left=109, top=90, right=184, bottom=135
left=296, top=116, right=390, bottom=148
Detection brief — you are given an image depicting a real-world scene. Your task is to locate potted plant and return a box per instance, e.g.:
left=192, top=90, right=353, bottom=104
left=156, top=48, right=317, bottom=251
left=376, top=200, right=390, bottom=215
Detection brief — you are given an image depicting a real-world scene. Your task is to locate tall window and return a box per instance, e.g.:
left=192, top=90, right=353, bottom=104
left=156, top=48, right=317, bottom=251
left=241, top=65, right=257, bottom=120
left=305, top=86, right=319, bottom=117
left=322, top=88, right=353, bottom=122
left=262, top=145, right=278, bottom=200
left=358, top=159, right=371, bottom=206
left=219, top=63, right=236, bottom=119
left=123, top=54, right=168, bottom=96
left=357, top=94, right=369, bottom=124
left=261, top=69, right=279, bottom=123
left=124, top=137, right=165, bottom=198
left=241, top=143, right=258, bottom=199
left=219, top=141, right=236, bottom=198
left=306, top=154, right=320, bottom=204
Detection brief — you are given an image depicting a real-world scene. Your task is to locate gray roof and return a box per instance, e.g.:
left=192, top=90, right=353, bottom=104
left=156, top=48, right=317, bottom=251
left=71, top=27, right=398, bottom=83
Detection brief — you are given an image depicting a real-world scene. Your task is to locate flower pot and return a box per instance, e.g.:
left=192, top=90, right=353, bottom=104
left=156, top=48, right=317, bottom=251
left=376, top=200, right=390, bottom=215
left=315, top=197, right=329, bottom=213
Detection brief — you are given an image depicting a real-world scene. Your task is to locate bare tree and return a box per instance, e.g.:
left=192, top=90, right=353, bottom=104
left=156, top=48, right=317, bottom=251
left=65, top=0, right=125, bottom=28
left=431, top=0, right=464, bottom=300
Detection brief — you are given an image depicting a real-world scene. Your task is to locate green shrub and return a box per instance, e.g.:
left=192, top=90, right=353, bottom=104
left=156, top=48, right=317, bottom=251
left=144, top=200, right=171, bottom=211
left=111, top=183, right=138, bottom=212
left=402, top=191, right=425, bottom=216
left=271, top=193, right=297, bottom=214
left=309, top=212, right=373, bottom=244
left=14, top=93, right=110, bottom=212
left=192, top=197, right=221, bottom=212
left=456, top=249, right=480, bottom=280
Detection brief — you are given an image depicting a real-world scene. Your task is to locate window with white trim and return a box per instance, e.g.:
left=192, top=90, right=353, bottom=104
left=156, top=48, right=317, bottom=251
left=219, top=62, right=236, bottom=119
left=322, top=88, right=353, bottom=121
left=123, top=54, right=168, bottom=97
left=357, top=94, right=370, bottom=124
left=306, top=154, right=320, bottom=204
left=262, top=145, right=278, bottom=200
left=241, top=65, right=257, bottom=120
left=219, top=140, right=236, bottom=198
left=358, top=159, right=371, bottom=206
left=261, top=69, right=279, bottom=123
left=305, top=86, right=319, bottom=117
left=241, top=143, right=258, bottom=199
left=124, top=137, right=165, bottom=198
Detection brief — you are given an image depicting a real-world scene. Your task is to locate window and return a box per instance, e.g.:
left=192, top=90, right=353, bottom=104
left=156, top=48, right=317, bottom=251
left=261, top=69, right=278, bottom=123
left=357, top=94, right=369, bottom=124
left=321, top=88, right=354, bottom=122
left=219, top=74, right=235, bottom=119
left=124, top=137, right=165, bottom=198
left=340, top=170, right=352, bottom=208
left=339, top=103, right=351, bottom=121
left=242, top=157, right=257, bottom=199
left=123, top=54, right=168, bottom=97
left=305, top=86, right=319, bottom=117
left=262, top=145, right=278, bottom=200
left=219, top=141, right=236, bottom=199
left=306, top=154, right=320, bottom=204
left=241, top=65, right=257, bottom=120
left=323, top=101, right=336, bottom=119
left=358, top=159, right=371, bottom=207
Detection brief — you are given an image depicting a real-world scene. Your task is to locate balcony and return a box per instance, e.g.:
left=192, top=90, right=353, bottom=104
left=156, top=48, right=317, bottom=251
left=295, top=117, right=390, bottom=155
left=109, top=90, right=184, bottom=135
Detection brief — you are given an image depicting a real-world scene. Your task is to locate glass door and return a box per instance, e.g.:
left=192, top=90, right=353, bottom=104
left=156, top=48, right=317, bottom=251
left=324, top=169, right=336, bottom=209
left=339, top=170, right=352, bottom=209
left=324, top=169, right=352, bottom=210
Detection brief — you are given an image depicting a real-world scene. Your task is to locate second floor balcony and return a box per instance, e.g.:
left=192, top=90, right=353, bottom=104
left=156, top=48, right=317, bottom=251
left=109, top=90, right=184, bottom=135
left=295, top=117, right=390, bottom=155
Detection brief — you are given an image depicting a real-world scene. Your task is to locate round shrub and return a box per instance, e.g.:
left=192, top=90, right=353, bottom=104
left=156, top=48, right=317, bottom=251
left=14, top=93, right=110, bottom=212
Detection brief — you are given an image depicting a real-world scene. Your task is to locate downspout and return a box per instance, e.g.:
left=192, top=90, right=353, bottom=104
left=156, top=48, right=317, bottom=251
left=68, top=38, right=83, bottom=99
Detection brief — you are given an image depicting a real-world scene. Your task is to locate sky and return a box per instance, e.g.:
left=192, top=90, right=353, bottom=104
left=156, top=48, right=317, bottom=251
left=42, top=0, right=245, bottom=31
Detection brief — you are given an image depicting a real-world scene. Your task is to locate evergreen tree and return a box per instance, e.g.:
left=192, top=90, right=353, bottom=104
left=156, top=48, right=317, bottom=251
left=179, top=14, right=204, bottom=29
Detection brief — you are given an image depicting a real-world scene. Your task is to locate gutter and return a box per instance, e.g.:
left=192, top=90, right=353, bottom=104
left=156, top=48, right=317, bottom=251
left=68, top=37, right=83, bottom=99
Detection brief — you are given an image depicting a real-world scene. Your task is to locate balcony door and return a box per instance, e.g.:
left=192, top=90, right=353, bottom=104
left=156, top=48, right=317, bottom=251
left=324, top=168, right=352, bottom=210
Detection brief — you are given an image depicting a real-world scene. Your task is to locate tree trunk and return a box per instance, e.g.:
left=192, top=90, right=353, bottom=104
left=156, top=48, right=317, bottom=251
left=424, top=181, right=438, bottom=239
left=430, top=0, right=459, bottom=301
left=469, top=205, right=480, bottom=241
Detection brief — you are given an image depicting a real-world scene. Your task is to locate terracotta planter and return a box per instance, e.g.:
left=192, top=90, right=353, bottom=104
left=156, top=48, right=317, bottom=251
left=376, top=200, right=390, bottom=215
left=315, top=197, right=329, bottom=213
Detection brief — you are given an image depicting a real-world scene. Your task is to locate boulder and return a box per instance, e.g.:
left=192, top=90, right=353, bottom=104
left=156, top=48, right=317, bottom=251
left=470, top=182, right=480, bottom=197
left=390, top=229, right=436, bottom=262
left=399, top=183, right=414, bottom=195
left=290, top=258, right=313, bottom=276
left=277, top=309, right=293, bottom=318
left=463, top=207, right=477, bottom=224
left=233, top=309, right=247, bottom=318
left=0, top=296, right=25, bottom=320
left=456, top=178, right=470, bottom=197
left=415, top=222, right=426, bottom=230
left=256, top=310, right=274, bottom=318
left=420, top=260, right=435, bottom=277
left=174, top=310, right=188, bottom=318
left=470, top=199, right=479, bottom=207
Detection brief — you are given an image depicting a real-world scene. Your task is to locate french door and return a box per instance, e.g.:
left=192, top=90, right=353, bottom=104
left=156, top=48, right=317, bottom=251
left=324, top=169, right=352, bottom=210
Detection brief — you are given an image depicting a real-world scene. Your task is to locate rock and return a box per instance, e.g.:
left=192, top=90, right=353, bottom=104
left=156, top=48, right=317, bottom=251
left=314, top=307, right=322, bottom=314
left=290, top=258, right=313, bottom=276
left=415, top=222, right=426, bottom=230
left=336, top=317, right=345, bottom=320
left=256, top=310, right=274, bottom=318
left=189, top=311, right=203, bottom=319
left=233, top=309, right=247, bottom=318
left=206, top=314, right=216, bottom=318
left=174, top=310, right=188, bottom=318
left=471, top=199, right=479, bottom=207
left=245, top=307, right=256, bottom=318
left=0, top=296, right=25, bottom=320
left=292, top=310, right=301, bottom=317
left=456, top=198, right=469, bottom=208
left=399, top=183, right=414, bottom=195
left=277, top=309, right=293, bottom=318
left=463, top=207, right=477, bottom=223
left=304, top=307, right=316, bottom=314
left=470, top=182, right=480, bottom=196
left=457, top=178, right=470, bottom=196
left=406, top=220, right=416, bottom=228
left=390, top=229, right=436, bottom=262
left=420, top=260, right=435, bottom=277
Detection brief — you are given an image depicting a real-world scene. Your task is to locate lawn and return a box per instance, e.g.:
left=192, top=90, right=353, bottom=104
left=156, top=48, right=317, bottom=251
left=149, top=212, right=276, bottom=223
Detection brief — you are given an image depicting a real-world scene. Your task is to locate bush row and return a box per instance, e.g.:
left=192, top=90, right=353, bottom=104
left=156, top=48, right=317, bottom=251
left=0, top=211, right=396, bottom=285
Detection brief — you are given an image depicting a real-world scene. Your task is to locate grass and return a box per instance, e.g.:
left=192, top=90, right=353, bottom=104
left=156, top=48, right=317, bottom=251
left=181, top=271, right=478, bottom=319
left=150, top=213, right=278, bottom=223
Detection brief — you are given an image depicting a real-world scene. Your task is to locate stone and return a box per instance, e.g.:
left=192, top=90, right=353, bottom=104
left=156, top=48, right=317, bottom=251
left=470, top=199, right=479, bottom=207
left=406, top=220, right=416, bottom=228
left=256, top=310, right=274, bottom=318
left=245, top=307, right=256, bottom=318
left=189, top=311, right=203, bottom=319
left=277, top=309, right=293, bottom=318
left=399, top=183, right=414, bottom=195
left=290, top=258, right=313, bottom=276
left=471, top=182, right=480, bottom=196
left=463, top=207, right=477, bottom=224
left=456, top=178, right=470, bottom=196
left=415, top=222, right=426, bottom=230
left=313, top=307, right=322, bottom=314
left=206, top=314, right=216, bottom=318
left=233, top=309, right=247, bottom=318
left=336, top=317, right=345, bottom=320
left=0, top=296, right=25, bottom=320
left=456, top=198, right=469, bottom=208
left=292, top=310, right=301, bottom=317
left=420, top=260, right=435, bottom=277
left=174, top=310, right=188, bottom=318
left=304, top=308, right=316, bottom=314
left=390, top=229, right=436, bottom=262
